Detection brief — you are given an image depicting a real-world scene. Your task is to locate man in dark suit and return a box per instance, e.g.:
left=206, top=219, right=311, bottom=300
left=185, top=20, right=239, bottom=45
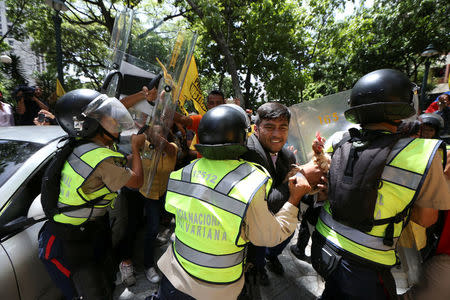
left=241, top=102, right=322, bottom=285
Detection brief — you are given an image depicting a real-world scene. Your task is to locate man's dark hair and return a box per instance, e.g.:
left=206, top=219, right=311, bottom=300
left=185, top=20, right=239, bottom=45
left=255, top=102, right=291, bottom=125
left=207, top=90, right=224, bottom=100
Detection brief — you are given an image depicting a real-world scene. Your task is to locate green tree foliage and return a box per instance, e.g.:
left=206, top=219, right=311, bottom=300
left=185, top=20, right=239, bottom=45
left=175, top=0, right=320, bottom=108
left=4, top=0, right=448, bottom=109
left=0, top=54, right=27, bottom=104
left=306, top=0, right=450, bottom=99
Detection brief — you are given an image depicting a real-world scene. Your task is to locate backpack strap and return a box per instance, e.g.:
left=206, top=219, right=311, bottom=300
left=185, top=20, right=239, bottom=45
left=332, top=132, right=351, bottom=154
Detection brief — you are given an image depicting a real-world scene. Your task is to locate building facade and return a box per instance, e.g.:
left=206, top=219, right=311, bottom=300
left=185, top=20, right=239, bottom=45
left=0, top=0, right=46, bottom=85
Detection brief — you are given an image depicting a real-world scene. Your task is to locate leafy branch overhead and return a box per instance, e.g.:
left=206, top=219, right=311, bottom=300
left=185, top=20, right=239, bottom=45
left=2, top=0, right=449, bottom=108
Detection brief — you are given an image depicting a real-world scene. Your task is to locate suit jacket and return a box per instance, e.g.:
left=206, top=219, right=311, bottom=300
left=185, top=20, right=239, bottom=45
left=241, top=134, right=296, bottom=213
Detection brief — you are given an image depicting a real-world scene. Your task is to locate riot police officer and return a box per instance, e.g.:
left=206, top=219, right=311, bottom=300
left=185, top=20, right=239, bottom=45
left=155, top=104, right=311, bottom=300
left=311, top=69, right=450, bottom=300
left=38, top=89, right=145, bottom=299
left=419, top=113, right=445, bottom=139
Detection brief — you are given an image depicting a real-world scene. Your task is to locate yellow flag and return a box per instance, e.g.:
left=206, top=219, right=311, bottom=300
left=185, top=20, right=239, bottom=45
left=179, top=57, right=207, bottom=115
left=56, top=79, right=66, bottom=97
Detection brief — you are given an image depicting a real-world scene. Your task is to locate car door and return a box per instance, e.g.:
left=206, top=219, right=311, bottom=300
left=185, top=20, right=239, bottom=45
left=0, top=243, right=20, bottom=299
left=0, top=221, right=60, bottom=299
left=0, top=139, right=62, bottom=299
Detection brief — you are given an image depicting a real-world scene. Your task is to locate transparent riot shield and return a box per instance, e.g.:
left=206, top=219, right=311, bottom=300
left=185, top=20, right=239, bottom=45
left=104, top=8, right=134, bottom=98
left=104, top=8, right=178, bottom=105
left=288, top=90, right=420, bottom=290
left=287, top=90, right=357, bottom=164
left=143, top=32, right=197, bottom=194
left=105, top=9, right=197, bottom=193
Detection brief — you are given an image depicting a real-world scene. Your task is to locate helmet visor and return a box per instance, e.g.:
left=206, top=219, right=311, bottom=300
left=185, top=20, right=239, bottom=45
left=83, top=94, right=135, bottom=134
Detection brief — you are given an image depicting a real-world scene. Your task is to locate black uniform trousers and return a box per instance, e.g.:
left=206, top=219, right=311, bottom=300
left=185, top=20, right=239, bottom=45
left=38, top=216, right=114, bottom=300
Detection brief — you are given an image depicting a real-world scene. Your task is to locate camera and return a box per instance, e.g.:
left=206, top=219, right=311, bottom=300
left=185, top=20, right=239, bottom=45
left=38, top=113, right=46, bottom=123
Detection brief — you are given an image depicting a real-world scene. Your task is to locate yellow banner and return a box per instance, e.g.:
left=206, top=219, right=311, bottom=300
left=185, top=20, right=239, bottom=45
left=179, top=57, right=207, bottom=115
left=56, top=79, right=66, bottom=97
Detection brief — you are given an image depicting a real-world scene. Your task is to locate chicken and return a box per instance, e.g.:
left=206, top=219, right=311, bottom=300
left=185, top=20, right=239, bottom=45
left=312, top=131, right=331, bottom=173
left=285, top=132, right=330, bottom=195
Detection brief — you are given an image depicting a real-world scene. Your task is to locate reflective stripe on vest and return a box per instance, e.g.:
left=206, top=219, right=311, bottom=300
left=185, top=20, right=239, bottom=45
left=166, top=158, right=271, bottom=284
left=319, top=208, right=397, bottom=251
left=53, top=143, right=125, bottom=225
left=174, top=236, right=244, bottom=268
left=317, top=137, right=442, bottom=266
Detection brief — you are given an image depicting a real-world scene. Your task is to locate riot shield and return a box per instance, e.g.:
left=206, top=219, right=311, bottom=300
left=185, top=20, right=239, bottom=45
left=287, top=90, right=420, bottom=290
left=143, top=32, right=197, bottom=194
left=287, top=90, right=357, bottom=164
left=105, top=9, right=197, bottom=192
left=104, top=8, right=179, bottom=103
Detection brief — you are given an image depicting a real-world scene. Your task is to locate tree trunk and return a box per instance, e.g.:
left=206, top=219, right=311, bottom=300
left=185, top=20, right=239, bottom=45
left=214, top=33, right=244, bottom=107
left=219, top=72, right=224, bottom=91
left=244, top=69, right=252, bottom=109
left=186, top=0, right=244, bottom=108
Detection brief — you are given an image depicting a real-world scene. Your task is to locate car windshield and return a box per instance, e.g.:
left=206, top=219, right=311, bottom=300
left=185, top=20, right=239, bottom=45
left=0, top=140, right=44, bottom=188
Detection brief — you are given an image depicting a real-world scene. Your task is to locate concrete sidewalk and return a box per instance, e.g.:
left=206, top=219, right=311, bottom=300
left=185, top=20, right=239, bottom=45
left=113, top=227, right=324, bottom=300
left=112, top=224, right=413, bottom=299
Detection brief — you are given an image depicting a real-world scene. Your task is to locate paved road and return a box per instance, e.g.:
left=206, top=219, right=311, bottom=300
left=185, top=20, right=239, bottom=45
left=112, top=224, right=412, bottom=300
left=113, top=227, right=324, bottom=300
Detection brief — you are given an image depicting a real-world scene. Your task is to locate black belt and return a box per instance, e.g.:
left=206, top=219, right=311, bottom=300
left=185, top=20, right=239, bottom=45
left=45, top=216, right=109, bottom=241
left=314, top=230, right=393, bottom=272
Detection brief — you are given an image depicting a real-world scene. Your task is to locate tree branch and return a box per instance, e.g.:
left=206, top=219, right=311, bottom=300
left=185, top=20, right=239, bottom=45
left=0, top=0, right=27, bottom=44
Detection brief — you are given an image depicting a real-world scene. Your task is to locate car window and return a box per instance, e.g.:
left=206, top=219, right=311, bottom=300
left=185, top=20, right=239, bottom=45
left=0, top=150, right=52, bottom=227
left=0, top=140, right=44, bottom=188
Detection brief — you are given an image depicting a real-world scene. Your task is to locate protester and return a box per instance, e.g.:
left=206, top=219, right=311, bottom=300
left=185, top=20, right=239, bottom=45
left=290, top=195, right=316, bottom=262
left=152, top=104, right=311, bottom=300
left=425, top=92, right=450, bottom=114
left=434, top=93, right=450, bottom=135
left=0, top=90, right=14, bottom=126
left=173, top=90, right=225, bottom=157
left=241, top=102, right=324, bottom=286
left=311, top=69, right=450, bottom=300
left=14, top=85, right=49, bottom=125
left=118, top=124, right=178, bottom=286
left=38, top=89, right=145, bottom=299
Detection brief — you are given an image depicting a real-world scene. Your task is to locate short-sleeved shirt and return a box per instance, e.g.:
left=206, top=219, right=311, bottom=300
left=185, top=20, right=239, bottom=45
left=139, top=141, right=178, bottom=200
left=81, top=157, right=132, bottom=194
left=187, top=114, right=202, bottom=134
left=414, top=152, right=450, bottom=210
left=187, top=114, right=203, bottom=158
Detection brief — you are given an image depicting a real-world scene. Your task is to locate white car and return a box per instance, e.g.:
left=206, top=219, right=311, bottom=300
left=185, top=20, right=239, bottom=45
left=0, top=126, right=66, bottom=299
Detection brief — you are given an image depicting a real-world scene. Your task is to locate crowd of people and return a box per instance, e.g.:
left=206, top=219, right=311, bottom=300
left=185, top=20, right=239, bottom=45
left=1, top=69, right=449, bottom=300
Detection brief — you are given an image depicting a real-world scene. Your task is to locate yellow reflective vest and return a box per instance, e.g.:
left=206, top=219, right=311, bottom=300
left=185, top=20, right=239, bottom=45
left=166, top=158, right=272, bottom=284
left=53, top=143, right=125, bottom=225
left=317, top=137, right=443, bottom=267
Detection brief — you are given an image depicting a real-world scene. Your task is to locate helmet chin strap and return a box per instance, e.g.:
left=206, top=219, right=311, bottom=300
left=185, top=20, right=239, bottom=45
left=99, top=126, right=121, bottom=144
left=386, top=120, right=402, bottom=127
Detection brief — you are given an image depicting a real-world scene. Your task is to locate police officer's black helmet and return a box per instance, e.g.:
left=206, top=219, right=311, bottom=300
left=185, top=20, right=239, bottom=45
left=345, top=69, right=417, bottom=124
left=55, top=89, right=101, bottom=137
left=419, top=113, right=444, bottom=136
left=195, top=104, right=250, bottom=160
